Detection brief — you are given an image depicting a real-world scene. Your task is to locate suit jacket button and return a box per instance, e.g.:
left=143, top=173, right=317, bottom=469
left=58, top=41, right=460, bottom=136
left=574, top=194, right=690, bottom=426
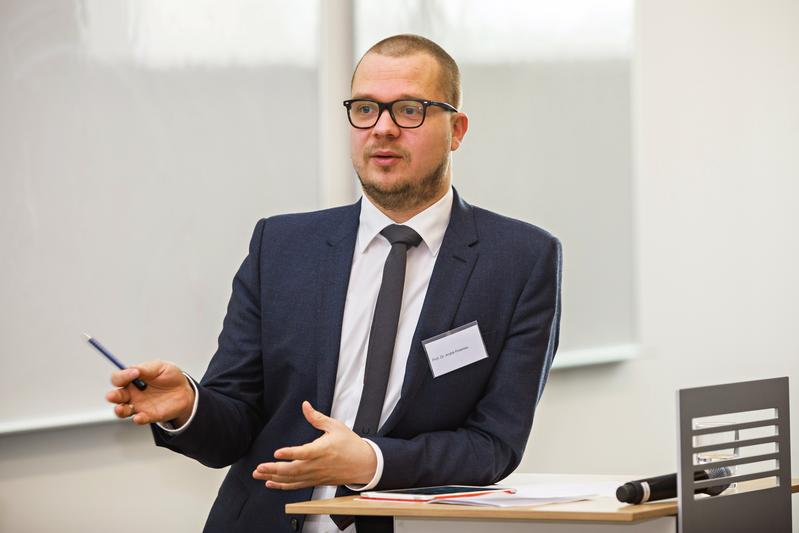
left=290, top=518, right=300, bottom=531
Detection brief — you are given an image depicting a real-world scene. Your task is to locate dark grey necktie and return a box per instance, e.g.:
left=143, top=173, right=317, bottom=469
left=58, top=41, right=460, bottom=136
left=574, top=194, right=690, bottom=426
left=331, top=224, right=422, bottom=530
left=352, top=224, right=423, bottom=437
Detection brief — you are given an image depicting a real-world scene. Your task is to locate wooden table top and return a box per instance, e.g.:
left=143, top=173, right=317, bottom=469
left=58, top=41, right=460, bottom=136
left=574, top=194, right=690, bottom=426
left=286, top=475, right=799, bottom=523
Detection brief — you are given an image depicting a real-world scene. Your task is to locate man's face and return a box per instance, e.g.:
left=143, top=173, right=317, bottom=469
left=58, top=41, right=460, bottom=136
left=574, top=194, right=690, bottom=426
left=349, top=52, right=467, bottom=215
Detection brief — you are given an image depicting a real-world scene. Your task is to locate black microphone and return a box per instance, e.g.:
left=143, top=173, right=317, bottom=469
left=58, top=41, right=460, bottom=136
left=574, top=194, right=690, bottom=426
left=616, top=467, right=732, bottom=504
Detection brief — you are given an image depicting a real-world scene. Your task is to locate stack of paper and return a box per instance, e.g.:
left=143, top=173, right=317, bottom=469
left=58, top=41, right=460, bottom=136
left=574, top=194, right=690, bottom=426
left=361, top=485, right=515, bottom=502
left=429, top=483, right=601, bottom=508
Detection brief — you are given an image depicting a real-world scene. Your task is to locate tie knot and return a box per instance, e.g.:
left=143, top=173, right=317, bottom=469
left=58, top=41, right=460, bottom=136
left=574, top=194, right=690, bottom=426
left=380, top=224, right=422, bottom=248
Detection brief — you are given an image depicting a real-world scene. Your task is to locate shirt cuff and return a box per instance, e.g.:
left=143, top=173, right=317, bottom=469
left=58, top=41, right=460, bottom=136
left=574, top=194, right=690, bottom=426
left=345, top=438, right=384, bottom=492
left=156, top=372, right=198, bottom=435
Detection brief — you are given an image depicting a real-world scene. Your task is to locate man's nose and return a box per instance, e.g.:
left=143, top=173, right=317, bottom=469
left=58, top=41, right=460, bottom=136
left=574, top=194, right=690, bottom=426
left=372, top=108, right=400, bottom=137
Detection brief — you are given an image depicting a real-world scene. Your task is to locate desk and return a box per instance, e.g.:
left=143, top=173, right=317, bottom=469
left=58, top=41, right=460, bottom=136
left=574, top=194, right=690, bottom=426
left=286, top=473, right=799, bottom=533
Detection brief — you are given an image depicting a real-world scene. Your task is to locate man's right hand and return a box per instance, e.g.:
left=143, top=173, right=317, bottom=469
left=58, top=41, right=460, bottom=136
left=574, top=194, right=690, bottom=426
left=105, top=361, right=195, bottom=427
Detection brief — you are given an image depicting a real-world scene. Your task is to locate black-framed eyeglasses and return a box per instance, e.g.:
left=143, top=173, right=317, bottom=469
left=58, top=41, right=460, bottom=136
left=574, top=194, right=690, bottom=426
left=343, top=98, right=458, bottom=129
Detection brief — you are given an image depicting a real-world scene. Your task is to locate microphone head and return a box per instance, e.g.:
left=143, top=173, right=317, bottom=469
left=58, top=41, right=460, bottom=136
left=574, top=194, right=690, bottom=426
left=616, top=482, right=642, bottom=504
left=702, top=466, right=733, bottom=496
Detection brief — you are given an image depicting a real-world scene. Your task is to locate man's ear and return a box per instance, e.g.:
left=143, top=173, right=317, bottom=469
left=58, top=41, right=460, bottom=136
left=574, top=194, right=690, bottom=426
left=450, top=112, right=469, bottom=151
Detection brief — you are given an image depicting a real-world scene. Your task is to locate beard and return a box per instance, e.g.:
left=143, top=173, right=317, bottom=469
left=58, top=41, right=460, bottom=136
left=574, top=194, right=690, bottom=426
left=356, top=156, right=449, bottom=213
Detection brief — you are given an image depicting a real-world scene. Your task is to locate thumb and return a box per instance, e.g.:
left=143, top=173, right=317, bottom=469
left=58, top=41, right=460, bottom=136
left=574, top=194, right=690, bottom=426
left=127, top=361, right=161, bottom=381
left=130, top=360, right=178, bottom=382
left=302, top=401, right=333, bottom=432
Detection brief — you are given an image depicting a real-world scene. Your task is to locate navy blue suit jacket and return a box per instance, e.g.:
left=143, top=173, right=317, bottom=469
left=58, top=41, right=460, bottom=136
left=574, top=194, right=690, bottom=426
left=153, top=190, right=562, bottom=533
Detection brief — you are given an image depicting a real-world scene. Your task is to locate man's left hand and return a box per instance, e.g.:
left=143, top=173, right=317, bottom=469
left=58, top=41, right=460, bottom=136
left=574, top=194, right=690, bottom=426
left=252, top=401, right=377, bottom=490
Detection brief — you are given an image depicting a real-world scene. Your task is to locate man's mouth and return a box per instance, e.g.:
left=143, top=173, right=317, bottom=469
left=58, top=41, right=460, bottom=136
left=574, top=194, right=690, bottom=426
left=370, top=150, right=403, bottom=166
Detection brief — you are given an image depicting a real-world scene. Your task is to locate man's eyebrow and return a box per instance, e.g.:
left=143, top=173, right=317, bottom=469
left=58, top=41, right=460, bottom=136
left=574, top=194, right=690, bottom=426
left=349, top=94, right=426, bottom=101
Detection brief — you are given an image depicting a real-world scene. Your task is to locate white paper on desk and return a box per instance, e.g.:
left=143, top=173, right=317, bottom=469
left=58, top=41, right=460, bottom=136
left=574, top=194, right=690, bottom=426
left=513, top=483, right=605, bottom=499
left=430, top=484, right=600, bottom=508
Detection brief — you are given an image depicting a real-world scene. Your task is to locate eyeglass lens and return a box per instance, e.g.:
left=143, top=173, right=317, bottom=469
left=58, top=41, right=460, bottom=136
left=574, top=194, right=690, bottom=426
left=349, top=100, right=426, bottom=128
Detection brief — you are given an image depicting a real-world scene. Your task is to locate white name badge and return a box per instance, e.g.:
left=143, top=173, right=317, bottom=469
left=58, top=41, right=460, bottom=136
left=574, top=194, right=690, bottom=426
left=421, top=321, right=489, bottom=378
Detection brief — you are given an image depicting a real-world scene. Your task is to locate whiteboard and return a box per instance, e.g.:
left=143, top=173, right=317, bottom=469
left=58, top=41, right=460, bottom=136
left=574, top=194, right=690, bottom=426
left=0, top=20, right=319, bottom=432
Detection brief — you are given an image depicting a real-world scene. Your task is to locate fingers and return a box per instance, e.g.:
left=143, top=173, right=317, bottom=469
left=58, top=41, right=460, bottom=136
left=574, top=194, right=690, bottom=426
left=254, top=461, right=303, bottom=478
left=110, top=368, right=141, bottom=388
left=131, top=360, right=174, bottom=381
left=131, top=411, right=154, bottom=425
left=301, top=401, right=334, bottom=432
left=274, top=441, right=321, bottom=461
left=264, top=480, right=314, bottom=490
left=109, top=360, right=179, bottom=388
left=108, top=379, right=136, bottom=420
left=254, top=459, right=324, bottom=489
left=105, top=387, right=130, bottom=405
left=107, top=380, right=147, bottom=422
left=253, top=461, right=320, bottom=487
left=111, top=400, right=159, bottom=425
left=113, top=402, right=136, bottom=419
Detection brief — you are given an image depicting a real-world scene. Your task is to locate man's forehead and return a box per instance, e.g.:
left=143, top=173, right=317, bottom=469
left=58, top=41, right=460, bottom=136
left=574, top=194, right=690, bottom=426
left=351, top=52, right=441, bottom=97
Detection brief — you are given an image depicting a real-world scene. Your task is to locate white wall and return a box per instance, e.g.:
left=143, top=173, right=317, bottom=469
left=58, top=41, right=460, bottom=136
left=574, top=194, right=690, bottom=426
left=521, top=0, right=799, bottom=526
left=1, top=1, right=797, bottom=531
left=0, top=423, right=225, bottom=532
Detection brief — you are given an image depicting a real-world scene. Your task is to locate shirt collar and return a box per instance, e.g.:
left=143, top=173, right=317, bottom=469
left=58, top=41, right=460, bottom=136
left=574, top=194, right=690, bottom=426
left=357, top=187, right=453, bottom=257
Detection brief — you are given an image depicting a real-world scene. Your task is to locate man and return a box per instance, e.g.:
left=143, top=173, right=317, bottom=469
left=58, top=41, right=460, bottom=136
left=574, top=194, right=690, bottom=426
left=106, top=34, right=561, bottom=533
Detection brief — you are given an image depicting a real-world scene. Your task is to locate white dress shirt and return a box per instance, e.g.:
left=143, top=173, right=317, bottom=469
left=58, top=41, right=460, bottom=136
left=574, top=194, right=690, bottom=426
left=163, top=188, right=453, bottom=533
left=304, top=187, right=453, bottom=532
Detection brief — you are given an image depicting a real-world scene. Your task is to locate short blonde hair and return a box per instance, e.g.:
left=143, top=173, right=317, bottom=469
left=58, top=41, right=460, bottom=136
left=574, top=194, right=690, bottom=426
left=352, top=34, right=462, bottom=109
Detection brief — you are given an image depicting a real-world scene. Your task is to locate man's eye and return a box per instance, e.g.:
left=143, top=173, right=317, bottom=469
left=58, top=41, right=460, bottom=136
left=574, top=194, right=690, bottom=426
left=400, top=106, right=422, bottom=116
left=356, top=104, right=375, bottom=115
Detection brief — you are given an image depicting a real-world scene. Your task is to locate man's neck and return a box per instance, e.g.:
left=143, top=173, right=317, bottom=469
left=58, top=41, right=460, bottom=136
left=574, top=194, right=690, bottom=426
left=364, top=185, right=452, bottom=223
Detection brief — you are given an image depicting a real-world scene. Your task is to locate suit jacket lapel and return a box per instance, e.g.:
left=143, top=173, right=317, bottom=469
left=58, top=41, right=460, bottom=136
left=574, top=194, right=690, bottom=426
left=315, top=201, right=360, bottom=417
left=379, top=190, right=479, bottom=434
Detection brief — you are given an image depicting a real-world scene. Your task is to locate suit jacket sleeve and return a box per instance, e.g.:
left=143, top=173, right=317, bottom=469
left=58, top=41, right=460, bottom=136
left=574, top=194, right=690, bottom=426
left=370, top=235, right=562, bottom=489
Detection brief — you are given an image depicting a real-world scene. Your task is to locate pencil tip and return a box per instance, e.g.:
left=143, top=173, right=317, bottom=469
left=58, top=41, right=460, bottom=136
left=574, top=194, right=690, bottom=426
left=82, top=332, right=91, bottom=340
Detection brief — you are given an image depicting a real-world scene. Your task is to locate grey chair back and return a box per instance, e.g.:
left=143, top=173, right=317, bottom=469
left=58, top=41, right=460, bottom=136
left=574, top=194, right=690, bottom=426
left=677, top=376, right=792, bottom=533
